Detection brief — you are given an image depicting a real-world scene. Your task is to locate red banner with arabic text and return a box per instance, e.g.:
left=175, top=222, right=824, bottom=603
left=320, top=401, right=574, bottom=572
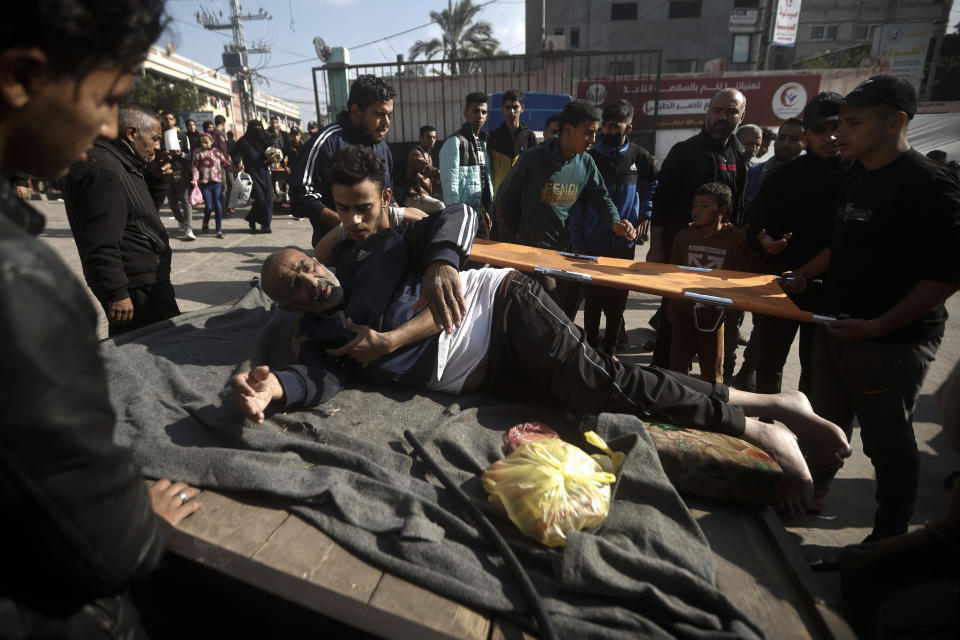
left=579, top=74, right=822, bottom=129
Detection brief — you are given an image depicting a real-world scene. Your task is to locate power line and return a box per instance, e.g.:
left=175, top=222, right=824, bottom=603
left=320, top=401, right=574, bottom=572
left=350, top=0, right=501, bottom=50
left=171, top=17, right=309, bottom=60
left=258, top=75, right=315, bottom=92
left=258, top=0, right=504, bottom=70
left=259, top=57, right=318, bottom=70
left=168, top=15, right=313, bottom=110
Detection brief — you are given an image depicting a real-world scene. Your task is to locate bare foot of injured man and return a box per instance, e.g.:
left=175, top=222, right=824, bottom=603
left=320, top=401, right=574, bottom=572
left=729, top=389, right=852, bottom=470
left=742, top=417, right=814, bottom=518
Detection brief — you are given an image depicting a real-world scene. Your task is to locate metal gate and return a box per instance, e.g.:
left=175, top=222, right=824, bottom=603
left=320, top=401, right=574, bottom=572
left=311, top=50, right=662, bottom=144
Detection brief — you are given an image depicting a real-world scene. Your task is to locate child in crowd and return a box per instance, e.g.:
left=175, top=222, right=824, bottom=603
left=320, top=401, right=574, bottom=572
left=668, top=182, right=754, bottom=381
left=192, top=132, right=231, bottom=238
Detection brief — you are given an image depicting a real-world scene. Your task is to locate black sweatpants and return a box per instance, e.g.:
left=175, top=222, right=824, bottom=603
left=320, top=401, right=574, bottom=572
left=810, top=326, right=940, bottom=535
left=483, top=272, right=746, bottom=435
left=748, top=313, right=816, bottom=395
left=583, top=246, right=634, bottom=352
left=530, top=270, right=583, bottom=322
left=721, top=310, right=744, bottom=381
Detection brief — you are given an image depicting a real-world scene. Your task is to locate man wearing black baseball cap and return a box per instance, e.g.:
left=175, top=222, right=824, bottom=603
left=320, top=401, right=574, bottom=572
left=305, top=120, right=319, bottom=143
left=819, top=74, right=918, bottom=119
left=736, top=92, right=848, bottom=411
left=785, top=75, right=960, bottom=540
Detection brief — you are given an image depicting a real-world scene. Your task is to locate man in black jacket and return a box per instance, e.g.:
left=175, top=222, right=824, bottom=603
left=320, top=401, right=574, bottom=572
left=736, top=93, right=846, bottom=397
left=648, top=88, right=748, bottom=373
left=267, top=115, right=292, bottom=159
left=786, top=77, right=960, bottom=539
left=488, top=89, right=538, bottom=195
left=65, top=103, right=181, bottom=336
left=0, top=0, right=201, bottom=636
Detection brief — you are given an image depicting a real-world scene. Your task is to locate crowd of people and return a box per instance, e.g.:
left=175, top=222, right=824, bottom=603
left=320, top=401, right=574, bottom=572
left=2, top=0, right=959, bottom=637
left=255, top=68, right=960, bottom=579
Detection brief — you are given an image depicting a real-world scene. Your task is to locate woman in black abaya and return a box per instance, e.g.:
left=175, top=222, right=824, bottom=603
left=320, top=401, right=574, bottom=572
left=230, top=119, right=274, bottom=233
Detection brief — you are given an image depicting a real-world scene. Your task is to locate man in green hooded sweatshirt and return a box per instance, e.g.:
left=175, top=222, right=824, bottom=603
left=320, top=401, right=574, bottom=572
left=494, top=99, right=636, bottom=320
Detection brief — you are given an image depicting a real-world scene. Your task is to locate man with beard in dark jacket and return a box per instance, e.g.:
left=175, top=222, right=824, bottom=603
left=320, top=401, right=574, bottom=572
left=648, top=88, right=748, bottom=375
left=65, top=103, right=181, bottom=336
left=0, top=0, right=201, bottom=636
left=289, top=74, right=395, bottom=248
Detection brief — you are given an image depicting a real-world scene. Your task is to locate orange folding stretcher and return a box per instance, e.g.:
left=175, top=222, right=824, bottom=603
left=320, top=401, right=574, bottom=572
left=469, top=239, right=835, bottom=324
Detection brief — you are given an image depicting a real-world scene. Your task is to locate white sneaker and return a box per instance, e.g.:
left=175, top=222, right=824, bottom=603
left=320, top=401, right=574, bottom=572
left=184, top=228, right=196, bottom=241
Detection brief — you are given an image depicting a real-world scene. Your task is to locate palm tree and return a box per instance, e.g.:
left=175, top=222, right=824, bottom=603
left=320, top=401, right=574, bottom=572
left=408, top=0, right=501, bottom=75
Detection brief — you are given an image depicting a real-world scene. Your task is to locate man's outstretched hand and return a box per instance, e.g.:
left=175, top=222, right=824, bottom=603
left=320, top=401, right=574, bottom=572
left=413, top=261, right=467, bottom=334
left=230, top=365, right=282, bottom=424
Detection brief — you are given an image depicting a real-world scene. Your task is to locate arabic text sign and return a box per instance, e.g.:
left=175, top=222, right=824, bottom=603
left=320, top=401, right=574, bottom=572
left=871, top=23, right=935, bottom=91
left=579, top=75, right=821, bottom=129
left=772, top=0, right=802, bottom=47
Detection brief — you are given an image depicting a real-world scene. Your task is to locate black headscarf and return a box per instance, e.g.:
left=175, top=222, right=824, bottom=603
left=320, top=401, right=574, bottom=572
left=244, top=120, right=268, bottom=155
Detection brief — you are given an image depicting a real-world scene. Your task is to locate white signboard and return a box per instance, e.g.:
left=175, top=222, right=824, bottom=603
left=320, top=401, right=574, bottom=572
left=642, top=98, right=712, bottom=116
left=871, top=23, right=936, bottom=91
left=729, top=9, right=760, bottom=34
left=772, top=0, right=802, bottom=47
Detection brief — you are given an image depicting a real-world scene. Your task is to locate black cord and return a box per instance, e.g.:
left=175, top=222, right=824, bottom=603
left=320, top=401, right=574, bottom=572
left=403, top=430, right=559, bottom=640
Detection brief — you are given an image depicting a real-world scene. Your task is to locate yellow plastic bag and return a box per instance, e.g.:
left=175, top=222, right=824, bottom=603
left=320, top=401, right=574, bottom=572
left=481, top=432, right=618, bottom=547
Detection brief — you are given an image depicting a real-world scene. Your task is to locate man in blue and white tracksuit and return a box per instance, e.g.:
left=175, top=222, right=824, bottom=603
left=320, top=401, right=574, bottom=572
left=569, top=100, right=657, bottom=356
left=289, top=75, right=396, bottom=248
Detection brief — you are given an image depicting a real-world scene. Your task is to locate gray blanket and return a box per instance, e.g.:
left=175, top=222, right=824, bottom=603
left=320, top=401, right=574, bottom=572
left=105, top=286, right=762, bottom=639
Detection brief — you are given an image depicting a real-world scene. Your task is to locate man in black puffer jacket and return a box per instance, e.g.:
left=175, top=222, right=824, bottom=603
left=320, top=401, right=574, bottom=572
left=647, top=88, right=749, bottom=375
left=0, top=1, right=202, bottom=637
left=65, top=103, right=181, bottom=336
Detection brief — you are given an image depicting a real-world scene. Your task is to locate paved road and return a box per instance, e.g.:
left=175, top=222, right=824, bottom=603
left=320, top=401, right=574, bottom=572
left=32, top=195, right=960, bottom=606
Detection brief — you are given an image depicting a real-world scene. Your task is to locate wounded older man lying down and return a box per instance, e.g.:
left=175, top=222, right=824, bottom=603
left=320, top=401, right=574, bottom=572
left=230, top=144, right=851, bottom=517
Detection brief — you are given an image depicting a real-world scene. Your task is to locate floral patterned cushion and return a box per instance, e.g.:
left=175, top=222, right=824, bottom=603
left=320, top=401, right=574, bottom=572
left=645, top=422, right=782, bottom=505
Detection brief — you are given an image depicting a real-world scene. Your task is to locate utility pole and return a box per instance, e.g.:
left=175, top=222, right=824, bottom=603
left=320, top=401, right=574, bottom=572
left=756, top=0, right=777, bottom=71
left=922, top=3, right=952, bottom=102
left=197, top=1, right=271, bottom=127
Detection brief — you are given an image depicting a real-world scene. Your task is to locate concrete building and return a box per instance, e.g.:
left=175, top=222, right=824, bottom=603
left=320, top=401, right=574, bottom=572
left=526, top=0, right=949, bottom=76
left=143, top=45, right=300, bottom=133
left=526, top=0, right=767, bottom=73
left=780, top=0, right=949, bottom=69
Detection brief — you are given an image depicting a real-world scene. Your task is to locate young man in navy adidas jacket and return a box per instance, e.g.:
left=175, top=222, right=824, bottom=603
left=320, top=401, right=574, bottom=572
left=570, top=100, right=657, bottom=356
left=289, top=75, right=396, bottom=248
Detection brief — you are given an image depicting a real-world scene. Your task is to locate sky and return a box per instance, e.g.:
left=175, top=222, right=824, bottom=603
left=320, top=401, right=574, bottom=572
left=160, top=0, right=527, bottom=123
left=161, top=0, right=960, bottom=125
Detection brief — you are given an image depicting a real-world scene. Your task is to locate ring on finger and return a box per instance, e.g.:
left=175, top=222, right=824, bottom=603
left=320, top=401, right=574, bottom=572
left=177, top=491, right=188, bottom=505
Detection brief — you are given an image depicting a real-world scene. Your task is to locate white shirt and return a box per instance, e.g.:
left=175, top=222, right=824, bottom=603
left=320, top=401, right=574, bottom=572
left=429, top=268, right=511, bottom=394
